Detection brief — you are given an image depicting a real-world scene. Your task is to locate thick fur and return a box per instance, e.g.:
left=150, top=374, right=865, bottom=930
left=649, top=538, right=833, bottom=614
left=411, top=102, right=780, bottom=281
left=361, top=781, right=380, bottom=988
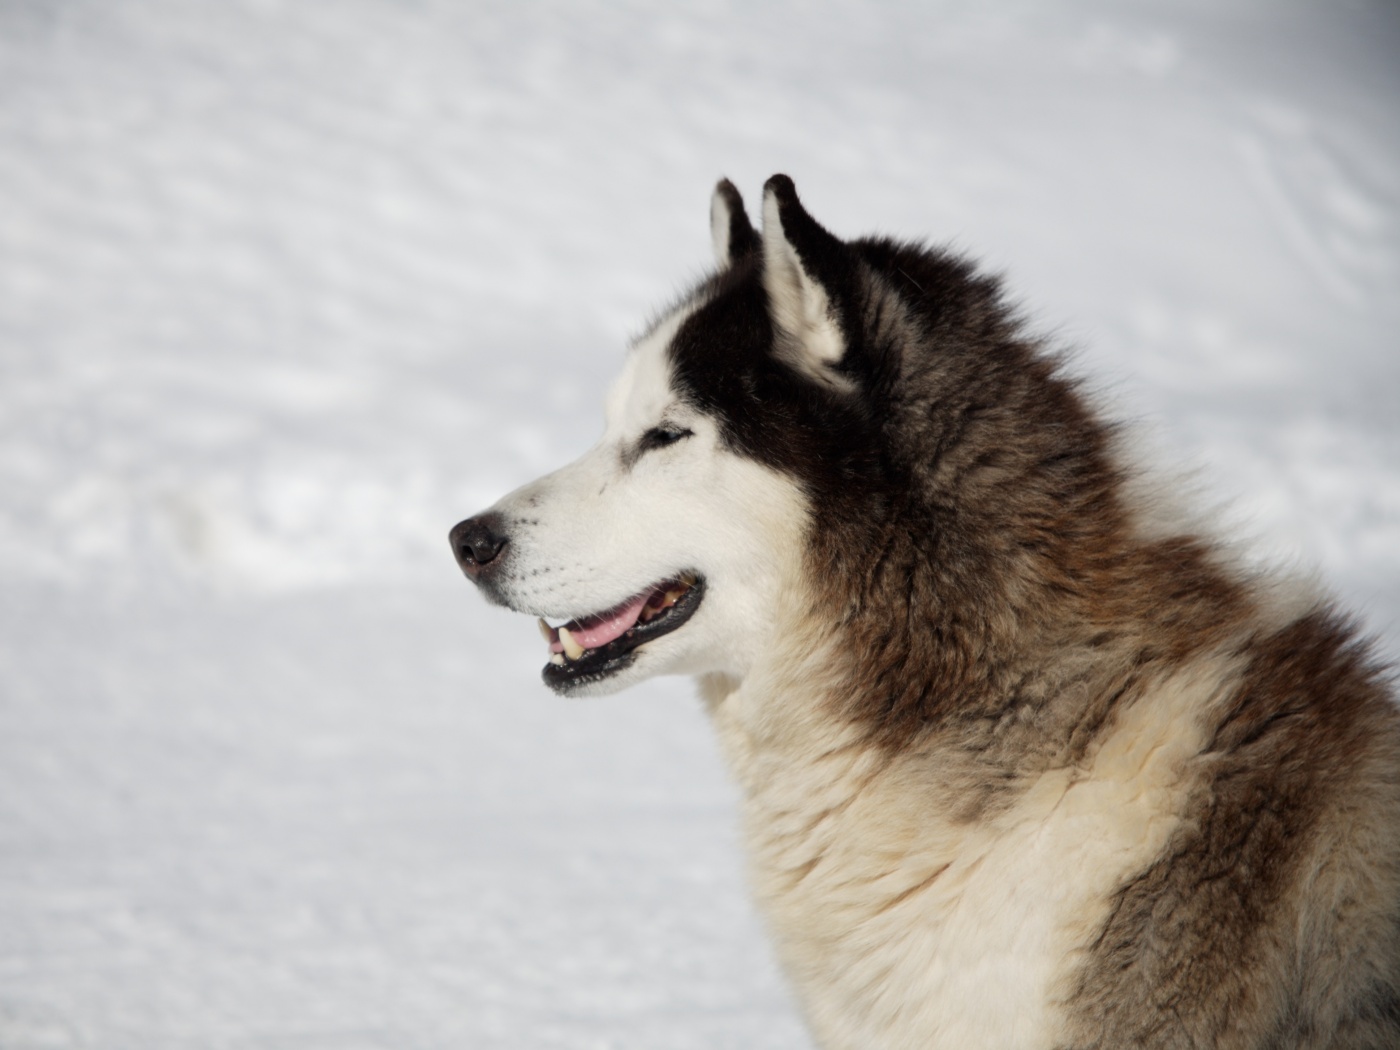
left=452, top=175, right=1400, bottom=1048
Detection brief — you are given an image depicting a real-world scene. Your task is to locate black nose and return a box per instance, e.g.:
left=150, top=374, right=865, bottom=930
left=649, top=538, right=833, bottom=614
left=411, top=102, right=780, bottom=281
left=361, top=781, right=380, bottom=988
left=449, top=514, right=508, bottom=577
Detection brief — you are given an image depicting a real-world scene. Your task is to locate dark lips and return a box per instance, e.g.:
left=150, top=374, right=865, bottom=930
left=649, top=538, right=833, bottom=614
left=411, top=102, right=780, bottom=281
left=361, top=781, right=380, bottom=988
left=542, top=576, right=706, bottom=693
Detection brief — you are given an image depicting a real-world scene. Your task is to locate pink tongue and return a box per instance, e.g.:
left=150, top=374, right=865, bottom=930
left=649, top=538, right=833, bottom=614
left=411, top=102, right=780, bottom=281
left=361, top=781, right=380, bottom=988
left=558, top=592, right=650, bottom=651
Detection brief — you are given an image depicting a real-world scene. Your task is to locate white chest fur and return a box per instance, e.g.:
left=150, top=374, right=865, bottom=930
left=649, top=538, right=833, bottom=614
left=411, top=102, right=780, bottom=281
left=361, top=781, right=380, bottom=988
left=702, top=659, right=1220, bottom=1050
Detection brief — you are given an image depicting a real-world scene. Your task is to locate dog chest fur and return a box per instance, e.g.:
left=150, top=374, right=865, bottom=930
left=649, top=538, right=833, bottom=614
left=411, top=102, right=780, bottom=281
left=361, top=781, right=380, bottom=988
left=703, top=646, right=1232, bottom=1049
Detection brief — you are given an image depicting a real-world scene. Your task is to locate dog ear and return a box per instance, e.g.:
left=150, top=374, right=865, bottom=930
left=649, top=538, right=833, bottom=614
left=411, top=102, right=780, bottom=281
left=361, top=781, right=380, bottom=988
left=761, top=174, right=856, bottom=392
left=710, top=178, right=760, bottom=269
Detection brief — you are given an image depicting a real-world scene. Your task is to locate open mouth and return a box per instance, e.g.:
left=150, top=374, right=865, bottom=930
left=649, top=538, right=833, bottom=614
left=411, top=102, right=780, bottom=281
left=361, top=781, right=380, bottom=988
left=538, top=573, right=704, bottom=692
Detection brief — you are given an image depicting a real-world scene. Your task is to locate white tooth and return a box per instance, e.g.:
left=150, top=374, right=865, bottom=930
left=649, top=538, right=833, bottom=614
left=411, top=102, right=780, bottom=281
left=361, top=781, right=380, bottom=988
left=558, top=627, right=585, bottom=661
left=538, top=617, right=553, bottom=642
left=549, top=653, right=565, bottom=666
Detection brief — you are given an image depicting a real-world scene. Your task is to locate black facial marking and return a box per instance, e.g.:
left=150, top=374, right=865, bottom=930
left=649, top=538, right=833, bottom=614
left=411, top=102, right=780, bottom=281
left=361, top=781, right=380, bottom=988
left=666, top=258, right=883, bottom=509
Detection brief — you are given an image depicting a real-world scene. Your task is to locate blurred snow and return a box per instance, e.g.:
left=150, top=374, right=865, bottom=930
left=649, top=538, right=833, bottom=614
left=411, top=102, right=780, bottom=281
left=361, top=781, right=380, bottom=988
left=0, top=1, right=1396, bottom=1046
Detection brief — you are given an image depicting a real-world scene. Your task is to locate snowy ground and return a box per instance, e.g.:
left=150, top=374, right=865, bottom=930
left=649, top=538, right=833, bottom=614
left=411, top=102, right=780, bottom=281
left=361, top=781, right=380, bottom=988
left=1, top=2, right=1397, bottom=1047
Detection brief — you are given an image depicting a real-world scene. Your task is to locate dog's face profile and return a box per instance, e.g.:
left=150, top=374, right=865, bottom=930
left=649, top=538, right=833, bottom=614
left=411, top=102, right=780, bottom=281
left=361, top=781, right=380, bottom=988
left=448, top=186, right=823, bottom=695
left=450, top=176, right=939, bottom=697
left=450, top=336, right=809, bottom=696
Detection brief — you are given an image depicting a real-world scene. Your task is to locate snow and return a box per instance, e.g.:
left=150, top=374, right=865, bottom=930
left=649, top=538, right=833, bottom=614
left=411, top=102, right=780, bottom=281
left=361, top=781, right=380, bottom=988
left=1, top=1, right=1396, bottom=1046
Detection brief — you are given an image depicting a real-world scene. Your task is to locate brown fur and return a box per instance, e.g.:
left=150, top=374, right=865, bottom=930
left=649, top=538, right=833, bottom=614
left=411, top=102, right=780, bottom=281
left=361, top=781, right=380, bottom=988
left=458, top=175, right=1400, bottom=1047
left=671, top=176, right=1400, bottom=1046
left=1065, top=613, right=1400, bottom=1048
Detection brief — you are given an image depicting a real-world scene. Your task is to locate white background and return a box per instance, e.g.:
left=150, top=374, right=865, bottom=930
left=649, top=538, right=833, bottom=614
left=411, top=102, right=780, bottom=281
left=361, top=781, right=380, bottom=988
left=1, top=2, right=1397, bottom=1046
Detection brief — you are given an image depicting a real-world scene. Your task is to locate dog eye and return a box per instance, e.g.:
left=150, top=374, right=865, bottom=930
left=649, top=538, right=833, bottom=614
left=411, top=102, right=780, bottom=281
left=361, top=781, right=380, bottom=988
left=639, top=424, right=693, bottom=453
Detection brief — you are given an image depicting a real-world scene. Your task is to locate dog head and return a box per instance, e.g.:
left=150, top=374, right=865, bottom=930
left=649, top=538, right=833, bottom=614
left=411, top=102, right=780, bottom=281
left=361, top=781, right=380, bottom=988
left=450, top=175, right=985, bottom=696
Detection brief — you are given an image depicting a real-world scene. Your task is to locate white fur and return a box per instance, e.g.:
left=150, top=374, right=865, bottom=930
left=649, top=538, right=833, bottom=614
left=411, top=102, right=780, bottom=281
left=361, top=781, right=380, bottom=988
left=704, top=649, right=1234, bottom=1048
left=710, top=187, right=733, bottom=267
left=761, top=188, right=853, bottom=392
left=478, top=298, right=811, bottom=694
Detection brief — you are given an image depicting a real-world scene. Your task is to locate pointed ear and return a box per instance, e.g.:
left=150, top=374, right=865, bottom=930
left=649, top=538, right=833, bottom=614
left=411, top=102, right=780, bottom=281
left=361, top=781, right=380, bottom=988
left=710, top=178, right=759, bottom=269
left=761, top=174, right=855, bottom=391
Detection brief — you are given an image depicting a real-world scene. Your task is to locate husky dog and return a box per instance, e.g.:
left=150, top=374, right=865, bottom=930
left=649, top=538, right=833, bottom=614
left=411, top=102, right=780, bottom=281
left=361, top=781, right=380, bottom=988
left=450, top=176, right=1400, bottom=1049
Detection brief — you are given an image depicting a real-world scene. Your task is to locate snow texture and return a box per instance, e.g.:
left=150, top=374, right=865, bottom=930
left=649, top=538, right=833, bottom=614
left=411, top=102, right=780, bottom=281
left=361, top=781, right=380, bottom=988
left=1, top=1, right=1397, bottom=1046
